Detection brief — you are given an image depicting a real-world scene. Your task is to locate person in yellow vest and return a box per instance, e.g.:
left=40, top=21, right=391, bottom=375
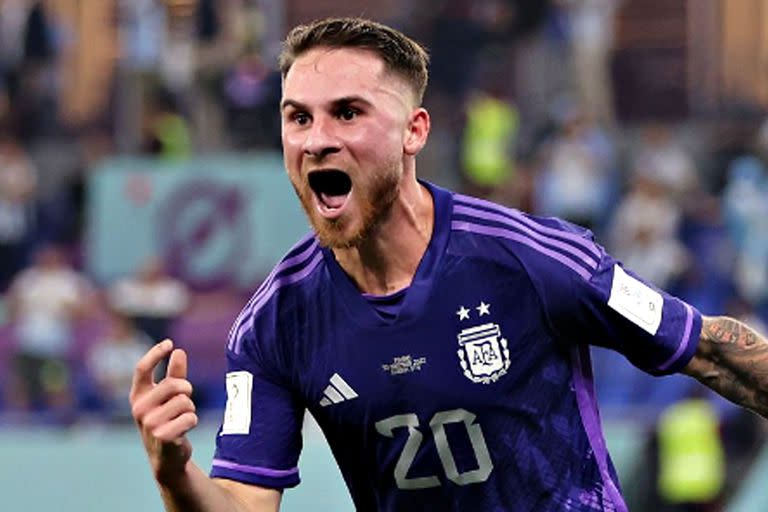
left=143, top=89, right=192, bottom=160
left=460, top=86, right=519, bottom=199
left=657, top=391, right=726, bottom=511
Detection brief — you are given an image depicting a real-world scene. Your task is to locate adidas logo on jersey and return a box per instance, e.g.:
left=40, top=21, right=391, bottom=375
left=320, top=373, right=358, bottom=407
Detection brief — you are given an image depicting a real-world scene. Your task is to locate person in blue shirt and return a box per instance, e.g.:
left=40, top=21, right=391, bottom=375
left=130, top=17, right=768, bottom=512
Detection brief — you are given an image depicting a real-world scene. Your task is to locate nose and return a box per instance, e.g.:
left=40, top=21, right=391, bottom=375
left=302, top=116, right=342, bottom=159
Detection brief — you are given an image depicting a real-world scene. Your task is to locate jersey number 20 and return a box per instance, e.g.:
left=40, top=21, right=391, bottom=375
left=375, top=408, right=493, bottom=489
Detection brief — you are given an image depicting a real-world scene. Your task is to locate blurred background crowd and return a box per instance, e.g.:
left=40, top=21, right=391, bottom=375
left=1, top=0, right=768, bottom=510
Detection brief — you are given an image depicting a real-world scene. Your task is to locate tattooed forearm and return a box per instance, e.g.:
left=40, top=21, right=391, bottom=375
left=683, top=316, right=768, bottom=418
left=701, top=316, right=761, bottom=349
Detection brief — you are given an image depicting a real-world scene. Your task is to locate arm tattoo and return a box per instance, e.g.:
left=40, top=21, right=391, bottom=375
left=684, top=316, right=768, bottom=418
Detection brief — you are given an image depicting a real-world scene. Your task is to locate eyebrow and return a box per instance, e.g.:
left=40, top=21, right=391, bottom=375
left=280, top=95, right=373, bottom=111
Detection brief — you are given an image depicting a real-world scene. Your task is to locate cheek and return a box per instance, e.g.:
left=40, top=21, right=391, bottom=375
left=348, top=124, right=402, bottom=160
left=282, top=133, right=304, bottom=170
left=282, top=130, right=303, bottom=154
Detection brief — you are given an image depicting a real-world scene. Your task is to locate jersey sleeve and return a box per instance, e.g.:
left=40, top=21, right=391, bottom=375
left=520, top=216, right=702, bottom=375
left=210, top=307, right=304, bottom=488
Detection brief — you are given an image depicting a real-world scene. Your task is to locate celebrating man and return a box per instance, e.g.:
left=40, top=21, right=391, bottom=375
left=131, top=17, right=768, bottom=512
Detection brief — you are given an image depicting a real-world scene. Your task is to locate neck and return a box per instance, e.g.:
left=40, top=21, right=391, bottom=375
left=332, top=178, right=434, bottom=296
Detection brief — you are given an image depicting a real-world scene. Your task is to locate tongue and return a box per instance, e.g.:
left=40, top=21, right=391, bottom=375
left=321, top=192, right=347, bottom=209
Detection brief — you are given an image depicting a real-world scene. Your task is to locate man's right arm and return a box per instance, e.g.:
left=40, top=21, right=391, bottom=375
left=130, top=339, right=282, bottom=512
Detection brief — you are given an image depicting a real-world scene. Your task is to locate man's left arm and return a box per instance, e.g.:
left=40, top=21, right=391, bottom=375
left=683, top=315, right=768, bottom=418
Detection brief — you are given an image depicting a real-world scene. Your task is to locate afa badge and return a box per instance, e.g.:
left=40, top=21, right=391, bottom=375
left=457, top=323, right=510, bottom=384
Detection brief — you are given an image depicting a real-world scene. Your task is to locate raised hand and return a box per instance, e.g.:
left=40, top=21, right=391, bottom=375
left=130, top=339, right=199, bottom=484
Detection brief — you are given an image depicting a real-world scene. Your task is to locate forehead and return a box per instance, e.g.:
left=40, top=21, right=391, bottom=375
left=288, top=47, right=386, bottom=81
left=283, top=47, right=410, bottom=105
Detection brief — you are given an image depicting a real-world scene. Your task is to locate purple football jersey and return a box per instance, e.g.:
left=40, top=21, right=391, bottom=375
left=210, top=181, right=701, bottom=511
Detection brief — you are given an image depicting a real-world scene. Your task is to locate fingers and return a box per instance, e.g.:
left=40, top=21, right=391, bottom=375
left=142, top=394, right=197, bottom=438
left=153, top=412, right=199, bottom=442
left=166, top=348, right=188, bottom=380
left=131, top=377, right=193, bottom=419
left=130, top=339, right=174, bottom=400
left=132, top=375, right=198, bottom=445
left=129, top=340, right=198, bottom=477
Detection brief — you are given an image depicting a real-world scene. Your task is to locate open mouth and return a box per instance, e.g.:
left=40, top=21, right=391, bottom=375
left=308, top=170, right=352, bottom=215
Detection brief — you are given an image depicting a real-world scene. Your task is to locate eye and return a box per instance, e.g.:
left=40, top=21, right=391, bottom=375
left=291, top=112, right=310, bottom=126
left=338, top=106, right=359, bottom=121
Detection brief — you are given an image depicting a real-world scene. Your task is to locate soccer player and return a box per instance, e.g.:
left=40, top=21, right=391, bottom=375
left=130, top=17, right=768, bottom=512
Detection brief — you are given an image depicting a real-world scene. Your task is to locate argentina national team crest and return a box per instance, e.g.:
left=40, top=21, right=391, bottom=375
left=457, top=322, right=511, bottom=384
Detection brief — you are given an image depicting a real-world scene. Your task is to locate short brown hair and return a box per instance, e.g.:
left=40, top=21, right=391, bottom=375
left=279, top=17, right=430, bottom=104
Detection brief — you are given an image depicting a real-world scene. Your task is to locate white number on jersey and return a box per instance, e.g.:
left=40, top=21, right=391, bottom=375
left=375, top=408, right=493, bottom=489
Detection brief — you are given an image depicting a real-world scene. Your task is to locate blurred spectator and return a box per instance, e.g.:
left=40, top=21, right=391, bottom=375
left=0, top=0, right=30, bottom=77
left=23, top=1, right=56, bottom=63
left=222, top=48, right=281, bottom=150
left=114, top=0, right=166, bottom=153
left=4, top=245, right=94, bottom=415
left=722, top=156, right=768, bottom=305
left=673, top=199, right=733, bottom=316
left=534, top=104, right=615, bottom=230
left=425, top=0, right=488, bottom=101
left=196, top=0, right=219, bottom=43
left=86, top=309, right=151, bottom=422
left=117, top=0, right=165, bottom=71
left=633, top=123, right=699, bottom=202
left=0, top=132, right=38, bottom=291
left=61, top=127, right=115, bottom=246
left=562, top=0, right=618, bottom=127
left=189, top=0, right=229, bottom=152
left=416, top=0, right=501, bottom=185
left=460, top=86, right=519, bottom=198
left=608, top=170, right=690, bottom=289
left=655, top=391, right=725, bottom=512
left=15, top=0, right=62, bottom=140
left=108, top=256, right=190, bottom=344
left=159, top=0, right=197, bottom=97
left=141, top=88, right=192, bottom=159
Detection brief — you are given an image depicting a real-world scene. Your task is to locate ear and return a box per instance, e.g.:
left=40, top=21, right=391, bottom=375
left=403, top=108, right=430, bottom=156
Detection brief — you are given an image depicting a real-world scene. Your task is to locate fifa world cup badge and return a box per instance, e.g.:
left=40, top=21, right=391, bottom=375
left=457, top=323, right=511, bottom=384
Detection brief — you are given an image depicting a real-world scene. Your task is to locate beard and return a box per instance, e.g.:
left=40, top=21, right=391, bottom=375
left=293, top=162, right=401, bottom=249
